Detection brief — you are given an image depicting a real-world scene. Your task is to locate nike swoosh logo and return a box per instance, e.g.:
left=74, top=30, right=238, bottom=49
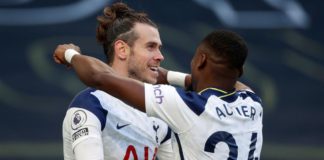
left=116, top=123, right=130, bottom=130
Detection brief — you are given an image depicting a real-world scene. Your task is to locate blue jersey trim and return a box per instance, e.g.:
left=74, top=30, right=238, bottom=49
left=174, top=133, right=185, bottom=160
left=200, top=88, right=238, bottom=103
left=161, top=127, right=172, bottom=144
left=176, top=87, right=262, bottom=116
left=239, top=90, right=262, bottom=104
left=248, top=132, right=258, bottom=160
left=69, top=88, right=108, bottom=130
left=176, top=87, right=207, bottom=115
left=176, top=87, right=239, bottom=115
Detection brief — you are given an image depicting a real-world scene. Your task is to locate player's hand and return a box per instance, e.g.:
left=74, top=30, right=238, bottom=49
left=156, top=67, right=168, bottom=84
left=53, top=43, right=81, bottom=67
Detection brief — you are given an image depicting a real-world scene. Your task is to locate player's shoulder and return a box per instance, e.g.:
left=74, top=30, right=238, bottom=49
left=70, top=88, right=99, bottom=106
left=145, top=83, right=177, bottom=92
left=68, top=88, right=108, bottom=130
left=236, top=89, right=262, bottom=104
left=69, top=87, right=108, bottom=113
left=70, top=87, right=119, bottom=106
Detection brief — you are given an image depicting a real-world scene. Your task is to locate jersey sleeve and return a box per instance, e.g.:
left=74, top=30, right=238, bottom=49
left=63, top=108, right=103, bottom=150
left=69, top=88, right=108, bottom=130
left=144, top=84, right=199, bottom=133
left=73, top=135, right=104, bottom=160
left=63, top=89, right=108, bottom=159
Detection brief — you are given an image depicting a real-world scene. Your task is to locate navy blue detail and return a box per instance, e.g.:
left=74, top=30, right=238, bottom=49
left=204, top=131, right=238, bottom=160
left=201, top=88, right=239, bottom=103
left=69, top=88, right=108, bottom=130
left=239, top=90, right=262, bottom=104
left=161, top=127, right=172, bottom=144
left=240, top=93, right=248, bottom=99
left=116, top=123, right=130, bottom=129
left=248, top=132, right=258, bottom=160
left=176, top=88, right=207, bottom=115
left=174, top=133, right=184, bottom=160
left=153, top=123, right=160, bottom=143
left=153, top=124, right=159, bottom=132
left=221, top=93, right=239, bottom=103
left=175, top=87, right=262, bottom=115
left=200, top=88, right=231, bottom=98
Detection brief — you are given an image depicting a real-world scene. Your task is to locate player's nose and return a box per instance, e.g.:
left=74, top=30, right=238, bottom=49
left=154, top=50, right=164, bottom=62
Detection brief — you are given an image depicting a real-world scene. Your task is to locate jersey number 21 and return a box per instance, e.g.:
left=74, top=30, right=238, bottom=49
left=204, top=131, right=258, bottom=160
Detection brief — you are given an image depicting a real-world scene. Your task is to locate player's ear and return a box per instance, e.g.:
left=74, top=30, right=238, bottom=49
left=114, top=40, right=129, bottom=60
left=197, top=52, right=207, bottom=69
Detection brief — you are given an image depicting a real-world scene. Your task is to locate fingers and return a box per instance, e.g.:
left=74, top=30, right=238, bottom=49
left=53, top=43, right=81, bottom=67
left=53, top=44, right=69, bottom=65
left=66, top=43, right=81, bottom=52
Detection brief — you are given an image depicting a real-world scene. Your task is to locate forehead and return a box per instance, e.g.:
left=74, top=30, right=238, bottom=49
left=133, top=23, right=161, bottom=46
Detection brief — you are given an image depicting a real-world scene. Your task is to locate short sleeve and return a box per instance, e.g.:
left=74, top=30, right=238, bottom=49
left=144, top=84, right=199, bottom=133
left=63, top=108, right=102, bottom=149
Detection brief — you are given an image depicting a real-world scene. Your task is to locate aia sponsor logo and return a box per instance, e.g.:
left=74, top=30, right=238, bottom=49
left=124, top=145, right=158, bottom=160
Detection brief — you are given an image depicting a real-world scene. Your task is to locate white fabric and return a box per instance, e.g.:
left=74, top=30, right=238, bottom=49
left=64, top=49, right=80, bottom=64
left=63, top=108, right=103, bottom=160
left=63, top=88, right=173, bottom=160
left=167, top=71, right=188, bottom=87
left=74, top=137, right=104, bottom=160
left=145, top=84, right=263, bottom=160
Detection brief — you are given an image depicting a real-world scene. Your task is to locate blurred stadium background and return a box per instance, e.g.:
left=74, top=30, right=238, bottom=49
left=0, top=0, right=323, bottom=159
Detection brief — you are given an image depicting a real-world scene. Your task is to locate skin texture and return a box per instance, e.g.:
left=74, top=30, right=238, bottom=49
left=125, top=23, right=164, bottom=84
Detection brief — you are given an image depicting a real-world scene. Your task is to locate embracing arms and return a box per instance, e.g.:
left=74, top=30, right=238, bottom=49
left=54, top=44, right=146, bottom=112
left=53, top=44, right=252, bottom=112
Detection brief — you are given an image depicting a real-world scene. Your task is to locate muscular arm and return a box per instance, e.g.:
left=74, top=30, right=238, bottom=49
left=70, top=54, right=146, bottom=112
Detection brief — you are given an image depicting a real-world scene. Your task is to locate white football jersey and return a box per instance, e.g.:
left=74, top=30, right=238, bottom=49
left=63, top=88, right=173, bottom=160
left=145, top=84, right=263, bottom=160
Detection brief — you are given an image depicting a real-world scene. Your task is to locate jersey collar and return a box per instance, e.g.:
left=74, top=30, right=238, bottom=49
left=198, top=87, right=238, bottom=103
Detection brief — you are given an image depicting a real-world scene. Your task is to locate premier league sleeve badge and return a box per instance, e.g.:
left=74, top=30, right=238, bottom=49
left=71, top=110, right=87, bottom=130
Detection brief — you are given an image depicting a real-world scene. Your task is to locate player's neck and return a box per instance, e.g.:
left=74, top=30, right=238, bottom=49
left=196, top=78, right=236, bottom=93
left=196, top=67, right=237, bottom=93
left=111, top=61, right=129, bottom=77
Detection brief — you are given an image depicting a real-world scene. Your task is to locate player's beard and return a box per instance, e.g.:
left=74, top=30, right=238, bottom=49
left=127, top=50, right=156, bottom=84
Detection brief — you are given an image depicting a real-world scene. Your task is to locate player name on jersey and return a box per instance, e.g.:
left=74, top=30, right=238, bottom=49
left=215, top=104, right=258, bottom=120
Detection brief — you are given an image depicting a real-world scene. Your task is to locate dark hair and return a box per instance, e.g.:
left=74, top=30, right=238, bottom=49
left=199, top=30, right=248, bottom=69
left=96, top=2, right=157, bottom=64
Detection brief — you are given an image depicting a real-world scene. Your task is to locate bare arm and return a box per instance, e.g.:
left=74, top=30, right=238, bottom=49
left=53, top=44, right=146, bottom=112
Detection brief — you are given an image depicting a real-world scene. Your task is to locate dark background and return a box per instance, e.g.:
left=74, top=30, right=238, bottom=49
left=0, top=0, right=323, bottom=159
